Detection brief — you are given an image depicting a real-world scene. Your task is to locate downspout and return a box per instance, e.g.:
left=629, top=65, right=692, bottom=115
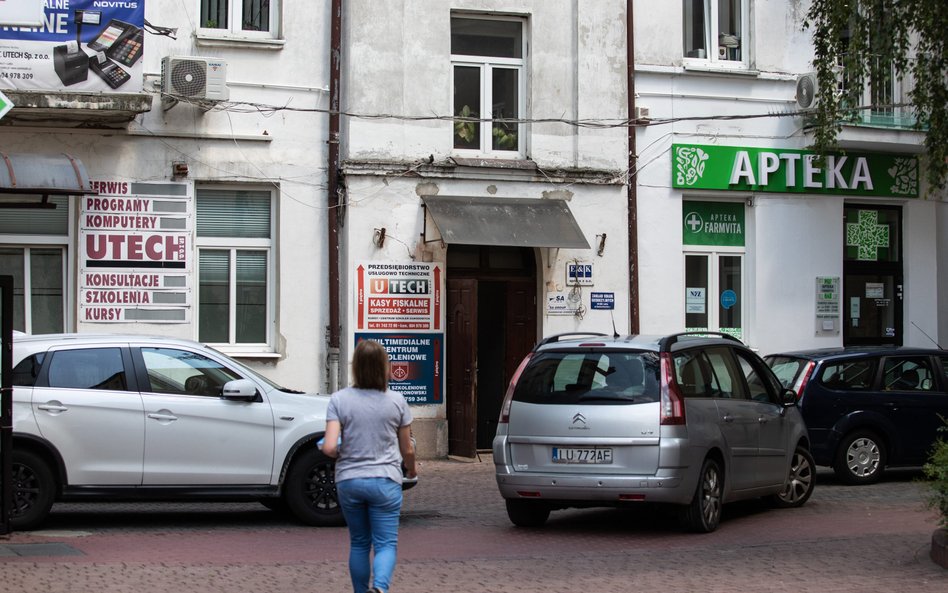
left=327, top=0, right=342, bottom=392
left=627, top=0, right=640, bottom=334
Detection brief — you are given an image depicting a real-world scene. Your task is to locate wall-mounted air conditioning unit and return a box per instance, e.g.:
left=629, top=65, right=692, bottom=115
left=795, top=72, right=819, bottom=110
left=161, top=56, right=229, bottom=101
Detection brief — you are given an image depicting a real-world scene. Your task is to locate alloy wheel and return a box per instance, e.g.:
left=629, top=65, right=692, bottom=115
left=304, top=460, right=339, bottom=512
left=778, top=449, right=814, bottom=505
left=846, top=436, right=881, bottom=478
left=699, top=463, right=722, bottom=526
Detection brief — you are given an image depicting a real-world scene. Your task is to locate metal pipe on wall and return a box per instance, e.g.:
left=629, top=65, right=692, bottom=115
left=327, top=0, right=342, bottom=392
left=627, top=0, right=640, bottom=334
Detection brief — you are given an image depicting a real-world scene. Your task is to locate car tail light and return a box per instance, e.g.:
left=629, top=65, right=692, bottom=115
left=498, top=353, right=533, bottom=424
left=794, top=360, right=816, bottom=400
left=659, top=352, right=686, bottom=425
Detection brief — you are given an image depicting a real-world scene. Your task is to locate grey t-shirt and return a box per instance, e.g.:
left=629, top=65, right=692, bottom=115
left=326, top=386, right=413, bottom=484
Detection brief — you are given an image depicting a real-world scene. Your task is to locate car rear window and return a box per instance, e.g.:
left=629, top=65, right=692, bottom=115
left=765, top=355, right=808, bottom=389
left=513, top=350, right=660, bottom=405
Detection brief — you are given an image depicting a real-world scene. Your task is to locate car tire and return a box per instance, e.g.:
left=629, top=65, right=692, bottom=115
left=683, top=457, right=723, bottom=533
left=834, top=430, right=886, bottom=485
left=769, top=445, right=815, bottom=508
left=505, top=499, right=550, bottom=527
left=11, top=450, right=56, bottom=531
left=284, top=448, right=346, bottom=527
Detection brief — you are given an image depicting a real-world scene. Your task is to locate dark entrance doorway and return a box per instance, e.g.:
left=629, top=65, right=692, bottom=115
left=843, top=205, right=903, bottom=346
left=446, top=245, right=537, bottom=457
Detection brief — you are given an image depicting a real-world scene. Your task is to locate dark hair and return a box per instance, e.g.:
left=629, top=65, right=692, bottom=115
left=352, top=339, right=389, bottom=391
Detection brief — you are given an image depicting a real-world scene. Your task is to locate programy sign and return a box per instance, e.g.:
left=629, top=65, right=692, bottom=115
left=355, top=333, right=443, bottom=405
left=0, top=0, right=144, bottom=93
left=79, top=181, right=191, bottom=323
left=672, top=144, right=918, bottom=198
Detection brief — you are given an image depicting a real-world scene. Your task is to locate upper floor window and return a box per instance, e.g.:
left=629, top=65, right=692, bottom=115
left=683, top=0, right=747, bottom=65
left=196, top=187, right=274, bottom=353
left=451, top=16, right=525, bottom=156
left=200, top=0, right=279, bottom=39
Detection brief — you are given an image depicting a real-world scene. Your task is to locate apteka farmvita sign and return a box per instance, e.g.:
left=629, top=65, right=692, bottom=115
left=672, top=144, right=918, bottom=198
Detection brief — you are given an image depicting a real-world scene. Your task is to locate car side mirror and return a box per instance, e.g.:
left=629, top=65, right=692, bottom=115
left=780, top=388, right=797, bottom=407
left=221, top=378, right=261, bottom=402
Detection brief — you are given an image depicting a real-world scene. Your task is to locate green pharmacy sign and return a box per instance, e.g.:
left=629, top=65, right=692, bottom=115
left=672, top=144, right=918, bottom=198
left=683, top=201, right=744, bottom=246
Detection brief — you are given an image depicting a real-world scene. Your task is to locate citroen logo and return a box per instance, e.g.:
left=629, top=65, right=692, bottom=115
left=570, top=412, right=588, bottom=430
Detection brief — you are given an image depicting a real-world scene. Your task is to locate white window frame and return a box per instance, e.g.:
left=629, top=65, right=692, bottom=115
left=451, top=16, right=527, bottom=158
left=195, top=186, right=276, bottom=356
left=0, top=244, right=68, bottom=334
left=682, top=0, right=750, bottom=69
left=196, top=0, right=281, bottom=42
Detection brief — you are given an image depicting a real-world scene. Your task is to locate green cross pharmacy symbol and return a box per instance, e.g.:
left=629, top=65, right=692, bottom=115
left=846, top=210, right=889, bottom=261
left=0, top=90, right=13, bottom=120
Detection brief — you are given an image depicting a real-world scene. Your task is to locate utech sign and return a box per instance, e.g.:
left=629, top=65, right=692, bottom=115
left=356, top=262, right=442, bottom=331
left=672, top=144, right=919, bottom=198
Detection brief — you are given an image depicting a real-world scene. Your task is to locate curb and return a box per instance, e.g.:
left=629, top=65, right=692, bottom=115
left=932, top=528, right=948, bottom=568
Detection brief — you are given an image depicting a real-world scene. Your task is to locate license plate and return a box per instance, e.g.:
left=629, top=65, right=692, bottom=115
left=552, top=447, right=613, bottom=464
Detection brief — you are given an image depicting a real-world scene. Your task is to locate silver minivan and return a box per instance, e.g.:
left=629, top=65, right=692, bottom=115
left=493, top=332, right=815, bottom=532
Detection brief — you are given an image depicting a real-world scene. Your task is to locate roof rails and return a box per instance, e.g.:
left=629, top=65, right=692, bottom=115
left=658, top=331, right=742, bottom=352
left=535, top=332, right=609, bottom=349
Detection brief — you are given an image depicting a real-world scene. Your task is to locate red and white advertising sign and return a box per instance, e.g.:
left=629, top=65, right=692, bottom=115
left=356, top=262, right=442, bottom=331
left=79, top=181, right=191, bottom=324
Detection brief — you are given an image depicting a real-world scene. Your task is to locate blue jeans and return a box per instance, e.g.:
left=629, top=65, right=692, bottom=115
left=336, top=477, right=403, bottom=593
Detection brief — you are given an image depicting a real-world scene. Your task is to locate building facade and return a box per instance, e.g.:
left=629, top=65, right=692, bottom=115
left=633, top=0, right=946, bottom=356
left=2, top=1, right=944, bottom=459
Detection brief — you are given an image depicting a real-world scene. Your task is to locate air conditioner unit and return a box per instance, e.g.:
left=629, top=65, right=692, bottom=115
left=161, top=56, right=229, bottom=101
left=795, top=72, right=819, bottom=110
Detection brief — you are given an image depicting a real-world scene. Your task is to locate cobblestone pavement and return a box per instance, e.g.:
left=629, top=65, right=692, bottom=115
left=1, top=459, right=945, bottom=593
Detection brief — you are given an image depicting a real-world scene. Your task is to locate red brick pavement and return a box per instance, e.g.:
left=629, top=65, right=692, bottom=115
left=1, top=457, right=945, bottom=592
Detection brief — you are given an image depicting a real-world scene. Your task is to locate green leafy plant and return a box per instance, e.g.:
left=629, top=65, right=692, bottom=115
left=492, top=124, right=518, bottom=150
left=923, top=417, right=948, bottom=529
left=454, top=104, right=478, bottom=145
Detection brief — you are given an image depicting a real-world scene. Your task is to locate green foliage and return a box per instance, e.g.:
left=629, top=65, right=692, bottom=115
left=492, top=124, right=518, bottom=149
left=924, top=419, right=948, bottom=528
left=454, top=104, right=478, bottom=145
left=804, top=0, right=948, bottom=192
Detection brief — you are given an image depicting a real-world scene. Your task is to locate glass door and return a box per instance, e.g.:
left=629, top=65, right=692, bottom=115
left=843, top=205, right=902, bottom=346
left=685, top=252, right=743, bottom=340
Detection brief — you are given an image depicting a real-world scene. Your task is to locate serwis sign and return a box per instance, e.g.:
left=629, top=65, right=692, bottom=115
left=672, top=144, right=918, bottom=198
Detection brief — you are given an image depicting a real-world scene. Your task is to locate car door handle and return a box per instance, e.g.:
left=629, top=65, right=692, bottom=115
left=148, top=412, right=178, bottom=422
left=758, top=416, right=769, bottom=423
left=38, top=404, right=68, bottom=413
left=722, top=414, right=735, bottom=423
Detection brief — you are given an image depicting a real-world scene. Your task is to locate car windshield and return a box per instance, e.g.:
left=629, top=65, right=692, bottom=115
left=513, top=350, right=661, bottom=405
left=206, top=346, right=303, bottom=393
left=764, top=355, right=808, bottom=389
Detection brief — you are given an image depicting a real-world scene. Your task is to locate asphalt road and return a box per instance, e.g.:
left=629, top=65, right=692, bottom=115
left=1, top=458, right=945, bottom=593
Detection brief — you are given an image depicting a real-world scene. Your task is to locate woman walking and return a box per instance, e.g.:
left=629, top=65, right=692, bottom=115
left=322, top=339, right=417, bottom=593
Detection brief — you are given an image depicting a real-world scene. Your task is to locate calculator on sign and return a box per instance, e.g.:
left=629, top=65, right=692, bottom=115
left=89, top=52, right=131, bottom=89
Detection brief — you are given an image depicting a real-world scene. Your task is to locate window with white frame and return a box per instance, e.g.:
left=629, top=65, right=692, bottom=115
left=0, top=195, right=68, bottom=334
left=196, top=188, right=274, bottom=352
left=683, top=0, right=747, bottom=65
left=451, top=16, right=525, bottom=156
left=200, top=0, right=279, bottom=38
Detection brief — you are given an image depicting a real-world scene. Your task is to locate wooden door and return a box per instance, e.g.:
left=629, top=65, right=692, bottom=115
left=447, top=279, right=477, bottom=458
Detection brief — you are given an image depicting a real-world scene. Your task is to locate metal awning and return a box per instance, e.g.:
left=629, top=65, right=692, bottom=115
left=0, top=152, right=96, bottom=208
left=421, top=195, right=590, bottom=249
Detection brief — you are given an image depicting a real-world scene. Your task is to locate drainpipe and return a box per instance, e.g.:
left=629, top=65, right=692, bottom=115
left=327, top=0, right=342, bottom=392
left=627, top=0, right=640, bottom=335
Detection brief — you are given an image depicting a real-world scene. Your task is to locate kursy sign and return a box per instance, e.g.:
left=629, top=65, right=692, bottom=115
left=672, top=144, right=919, bottom=198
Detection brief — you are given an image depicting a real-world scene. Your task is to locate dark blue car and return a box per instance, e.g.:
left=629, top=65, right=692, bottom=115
left=764, top=347, right=948, bottom=484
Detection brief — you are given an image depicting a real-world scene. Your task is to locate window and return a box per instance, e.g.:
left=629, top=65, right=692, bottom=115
left=0, top=195, right=69, bottom=334
left=451, top=16, right=525, bottom=155
left=819, top=359, right=876, bottom=390
left=882, top=357, right=935, bottom=392
left=47, top=348, right=127, bottom=391
left=735, top=349, right=779, bottom=403
left=200, top=0, right=278, bottom=38
left=512, top=351, right=661, bottom=405
left=683, top=0, right=747, bottom=65
left=12, top=353, right=46, bottom=386
left=140, top=347, right=242, bottom=397
left=684, top=253, right=743, bottom=340
left=196, top=188, right=274, bottom=352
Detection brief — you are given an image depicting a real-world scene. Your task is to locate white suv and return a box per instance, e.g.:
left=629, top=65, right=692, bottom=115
left=10, top=333, right=341, bottom=530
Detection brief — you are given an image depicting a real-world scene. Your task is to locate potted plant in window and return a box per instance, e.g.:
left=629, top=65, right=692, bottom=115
left=454, top=104, right=478, bottom=148
left=925, top=419, right=948, bottom=568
